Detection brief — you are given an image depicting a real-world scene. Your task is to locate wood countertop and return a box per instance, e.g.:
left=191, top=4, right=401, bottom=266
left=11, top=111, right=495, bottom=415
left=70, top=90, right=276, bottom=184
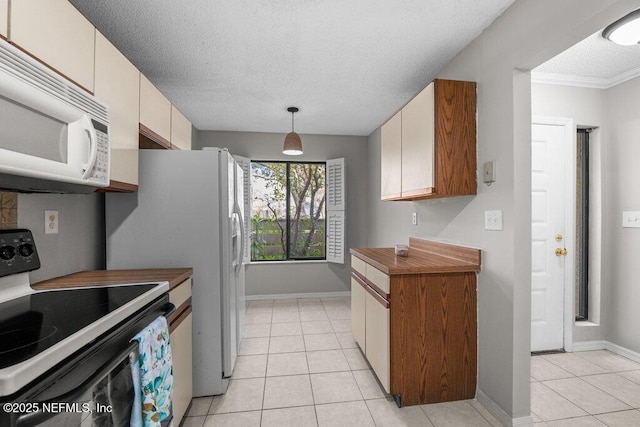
left=351, top=238, right=480, bottom=275
left=32, top=268, right=193, bottom=291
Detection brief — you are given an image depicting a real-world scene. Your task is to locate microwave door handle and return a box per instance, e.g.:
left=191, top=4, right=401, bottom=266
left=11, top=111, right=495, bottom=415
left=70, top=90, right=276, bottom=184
left=81, top=114, right=98, bottom=179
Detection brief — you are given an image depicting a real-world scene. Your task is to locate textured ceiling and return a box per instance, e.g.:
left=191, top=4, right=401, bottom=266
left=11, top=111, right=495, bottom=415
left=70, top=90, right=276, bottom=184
left=70, top=0, right=515, bottom=135
left=534, top=30, right=640, bottom=87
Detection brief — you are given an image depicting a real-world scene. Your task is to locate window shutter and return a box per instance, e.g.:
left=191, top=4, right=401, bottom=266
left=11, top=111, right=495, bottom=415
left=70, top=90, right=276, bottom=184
left=326, top=158, right=345, bottom=264
left=234, top=155, right=252, bottom=263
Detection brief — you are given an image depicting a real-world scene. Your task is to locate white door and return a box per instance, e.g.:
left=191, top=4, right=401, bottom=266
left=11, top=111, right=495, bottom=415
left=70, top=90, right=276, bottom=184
left=531, top=122, right=568, bottom=352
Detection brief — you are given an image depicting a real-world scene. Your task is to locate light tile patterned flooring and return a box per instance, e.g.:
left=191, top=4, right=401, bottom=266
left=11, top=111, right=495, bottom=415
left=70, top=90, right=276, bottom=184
left=180, top=297, right=640, bottom=426
left=531, top=351, right=640, bottom=426
left=181, top=297, right=500, bottom=426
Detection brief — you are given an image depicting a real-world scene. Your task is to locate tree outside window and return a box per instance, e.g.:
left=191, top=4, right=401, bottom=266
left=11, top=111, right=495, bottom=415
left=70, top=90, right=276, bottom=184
left=250, top=161, right=326, bottom=261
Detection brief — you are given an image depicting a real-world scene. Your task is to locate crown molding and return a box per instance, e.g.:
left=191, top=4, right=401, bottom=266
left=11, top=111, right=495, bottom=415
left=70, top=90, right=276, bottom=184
left=532, top=66, right=640, bottom=89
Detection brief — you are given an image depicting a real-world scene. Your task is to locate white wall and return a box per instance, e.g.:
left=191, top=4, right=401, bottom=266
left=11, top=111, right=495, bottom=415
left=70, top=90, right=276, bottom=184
left=195, top=130, right=369, bottom=296
left=366, top=0, right=640, bottom=420
left=18, top=193, right=105, bottom=283
left=604, top=76, right=640, bottom=354
left=531, top=83, right=606, bottom=343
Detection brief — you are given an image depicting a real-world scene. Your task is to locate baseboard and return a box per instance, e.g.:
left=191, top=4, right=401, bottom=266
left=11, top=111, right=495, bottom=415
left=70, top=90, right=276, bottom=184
left=476, top=389, right=534, bottom=426
left=604, top=341, right=640, bottom=364
left=245, top=291, right=350, bottom=301
left=571, top=340, right=607, bottom=352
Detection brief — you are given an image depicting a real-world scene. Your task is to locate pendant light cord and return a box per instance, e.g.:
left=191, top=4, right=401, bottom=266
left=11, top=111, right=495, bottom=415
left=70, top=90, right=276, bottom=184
left=291, top=111, right=295, bottom=132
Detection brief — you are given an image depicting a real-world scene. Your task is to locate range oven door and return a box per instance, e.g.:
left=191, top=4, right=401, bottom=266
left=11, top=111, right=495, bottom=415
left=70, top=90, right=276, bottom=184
left=0, top=296, right=174, bottom=427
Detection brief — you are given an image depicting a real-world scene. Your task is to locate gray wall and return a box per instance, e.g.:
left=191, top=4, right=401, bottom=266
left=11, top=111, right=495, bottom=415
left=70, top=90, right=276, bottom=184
left=604, top=76, right=640, bottom=354
left=365, top=0, right=640, bottom=419
left=18, top=193, right=105, bottom=283
left=195, top=130, right=369, bottom=296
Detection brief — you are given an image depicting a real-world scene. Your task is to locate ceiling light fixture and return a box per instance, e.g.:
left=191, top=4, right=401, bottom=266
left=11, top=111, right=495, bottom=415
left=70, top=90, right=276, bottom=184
left=283, top=107, right=303, bottom=156
left=603, top=9, right=640, bottom=45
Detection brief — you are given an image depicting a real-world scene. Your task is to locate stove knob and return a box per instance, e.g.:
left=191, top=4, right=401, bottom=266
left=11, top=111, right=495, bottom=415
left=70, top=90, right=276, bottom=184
left=18, top=243, right=34, bottom=257
left=0, top=246, right=16, bottom=261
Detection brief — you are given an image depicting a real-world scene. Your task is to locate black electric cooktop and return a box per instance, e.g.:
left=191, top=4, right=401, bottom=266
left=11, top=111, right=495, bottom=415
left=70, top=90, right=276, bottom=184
left=0, top=284, right=156, bottom=369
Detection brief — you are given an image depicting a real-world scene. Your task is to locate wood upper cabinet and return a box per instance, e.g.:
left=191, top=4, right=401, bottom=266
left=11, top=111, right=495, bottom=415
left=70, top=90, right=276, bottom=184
left=0, top=0, right=8, bottom=39
left=170, top=105, right=192, bottom=150
left=380, top=79, right=477, bottom=201
left=9, top=0, right=95, bottom=93
left=380, top=111, right=402, bottom=200
left=139, top=74, right=172, bottom=147
left=94, top=32, right=140, bottom=190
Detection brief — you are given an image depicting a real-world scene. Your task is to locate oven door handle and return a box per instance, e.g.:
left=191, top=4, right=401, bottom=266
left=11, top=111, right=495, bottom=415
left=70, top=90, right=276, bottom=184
left=16, top=302, right=176, bottom=426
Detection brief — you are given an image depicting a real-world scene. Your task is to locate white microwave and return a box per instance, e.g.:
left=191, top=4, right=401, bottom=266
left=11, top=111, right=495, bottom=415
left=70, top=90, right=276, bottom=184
left=0, top=39, right=110, bottom=193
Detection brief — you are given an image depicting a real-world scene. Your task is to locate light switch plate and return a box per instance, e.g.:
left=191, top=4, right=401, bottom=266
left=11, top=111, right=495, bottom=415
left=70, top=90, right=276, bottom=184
left=622, top=211, right=640, bottom=228
left=485, top=210, right=503, bottom=231
left=412, top=212, right=417, bottom=226
left=45, top=210, right=58, bottom=234
left=483, top=161, right=496, bottom=185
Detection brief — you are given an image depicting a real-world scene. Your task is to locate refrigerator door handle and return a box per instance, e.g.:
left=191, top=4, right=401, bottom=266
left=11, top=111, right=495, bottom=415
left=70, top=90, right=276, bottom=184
left=234, top=202, right=245, bottom=271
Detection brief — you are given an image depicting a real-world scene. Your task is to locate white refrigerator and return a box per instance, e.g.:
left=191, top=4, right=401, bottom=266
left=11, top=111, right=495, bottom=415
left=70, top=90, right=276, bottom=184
left=105, top=148, right=248, bottom=396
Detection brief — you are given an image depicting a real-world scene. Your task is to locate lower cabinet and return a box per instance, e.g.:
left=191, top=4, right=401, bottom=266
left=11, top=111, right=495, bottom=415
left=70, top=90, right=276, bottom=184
left=350, top=276, right=366, bottom=349
left=168, top=278, right=193, bottom=423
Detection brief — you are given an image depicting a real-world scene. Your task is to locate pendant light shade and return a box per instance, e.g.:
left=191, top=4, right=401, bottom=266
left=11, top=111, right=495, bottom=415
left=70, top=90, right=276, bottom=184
left=603, top=9, right=640, bottom=45
left=283, top=107, right=303, bottom=155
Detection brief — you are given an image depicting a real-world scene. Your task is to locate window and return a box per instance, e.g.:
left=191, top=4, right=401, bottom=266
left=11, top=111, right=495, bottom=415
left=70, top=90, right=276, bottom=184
left=250, top=161, right=327, bottom=261
left=575, top=129, right=590, bottom=320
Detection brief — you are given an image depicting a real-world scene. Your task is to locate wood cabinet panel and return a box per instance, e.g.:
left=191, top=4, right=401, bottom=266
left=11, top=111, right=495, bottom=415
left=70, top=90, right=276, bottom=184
left=9, top=0, right=95, bottom=92
left=350, top=276, right=367, bottom=350
left=170, top=311, right=193, bottom=424
left=170, top=105, right=192, bottom=150
left=94, top=32, right=139, bottom=188
left=402, top=83, right=434, bottom=194
left=0, top=0, right=7, bottom=39
left=380, top=111, right=402, bottom=200
left=366, top=291, right=390, bottom=393
left=140, top=74, right=172, bottom=144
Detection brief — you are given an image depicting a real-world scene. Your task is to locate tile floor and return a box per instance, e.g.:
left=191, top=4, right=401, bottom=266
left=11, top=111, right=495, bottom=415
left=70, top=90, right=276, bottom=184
left=180, top=297, right=640, bottom=426
left=531, top=351, right=640, bottom=426
left=181, top=296, right=501, bottom=426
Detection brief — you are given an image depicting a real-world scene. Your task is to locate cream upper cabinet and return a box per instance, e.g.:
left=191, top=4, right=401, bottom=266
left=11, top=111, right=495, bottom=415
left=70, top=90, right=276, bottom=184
left=380, top=111, right=402, bottom=200
left=140, top=74, right=172, bottom=145
left=380, top=79, right=477, bottom=201
left=9, top=0, right=95, bottom=92
left=170, top=105, right=192, bottom=150
left=0, top=0, right=8, bottom=39
left=401, top=83, right=435, bottom=198
left=94, top=32, right=140, bottom=188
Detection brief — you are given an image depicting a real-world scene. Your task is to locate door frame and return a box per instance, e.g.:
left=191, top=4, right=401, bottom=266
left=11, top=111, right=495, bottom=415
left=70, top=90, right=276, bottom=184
left=531, top=116, right=576, bottom=352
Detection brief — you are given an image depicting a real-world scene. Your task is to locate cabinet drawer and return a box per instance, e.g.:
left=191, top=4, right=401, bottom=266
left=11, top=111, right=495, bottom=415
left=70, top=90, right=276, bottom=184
left=169, top=278, right=192, bottom=310
left=365, top=264, right=390, bottom=296
left=351, top=255, right=366, bottom=277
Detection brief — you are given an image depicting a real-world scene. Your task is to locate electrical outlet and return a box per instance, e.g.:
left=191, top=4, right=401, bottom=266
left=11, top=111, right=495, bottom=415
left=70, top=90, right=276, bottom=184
left=485, top=210, right=503, bottom=231
left=412, top=212, right=418, bottom=226
left=45, top=210, right=58, bottom=234
left=622, top=211, right=640, bottom=228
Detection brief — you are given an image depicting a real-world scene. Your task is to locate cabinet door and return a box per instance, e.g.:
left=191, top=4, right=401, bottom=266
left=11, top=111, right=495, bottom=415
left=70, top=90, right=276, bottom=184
left=0, top=0, right=7, bottom=39
left=94, top=32, right=140, bottom=188
left=10, top=0, right=95, bottom=92
left=140, top=74, right=172, bottom=145
left=401, top=82, right=435, bottom=198
left=170, top=312, right=193, bottom=424
left=170, top=105, right=192, bottom=150
left=365, top=291, right=390, bottom=393
left=380, top=111, right=402, bottom=200
left=351, top=276, right=366, bottom=349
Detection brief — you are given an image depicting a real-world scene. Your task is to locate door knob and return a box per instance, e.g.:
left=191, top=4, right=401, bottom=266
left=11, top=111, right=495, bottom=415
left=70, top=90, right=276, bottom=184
left=555, top=248, right=568, bottom=256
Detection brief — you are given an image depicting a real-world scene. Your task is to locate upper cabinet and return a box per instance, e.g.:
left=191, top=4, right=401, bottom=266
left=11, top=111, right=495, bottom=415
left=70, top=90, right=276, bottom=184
left=139, top=74, right=172, bottom=148
left=170, top=106, right=192, bottom=150
left=381, top=79, right=477, bottom=201
left=9, top=0, right=95, bottom=93
left=94, top=32, right=140, bottom=191
left=0, top=0, right=8, bottom=39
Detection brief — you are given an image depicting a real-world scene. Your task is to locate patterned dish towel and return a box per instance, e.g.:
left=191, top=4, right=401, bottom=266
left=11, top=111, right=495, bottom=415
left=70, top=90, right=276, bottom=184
left=130, top=316, right=173, bottom=427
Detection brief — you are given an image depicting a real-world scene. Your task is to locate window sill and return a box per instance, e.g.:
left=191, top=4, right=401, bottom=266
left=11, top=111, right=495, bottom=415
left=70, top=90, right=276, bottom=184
left=247, top=260, right=328, bottom=266
left=575, top=320, right=600, bottom=327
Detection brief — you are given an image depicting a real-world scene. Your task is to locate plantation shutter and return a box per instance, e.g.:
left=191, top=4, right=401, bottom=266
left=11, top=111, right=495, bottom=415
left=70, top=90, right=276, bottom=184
left=326, top=158, right=345, bottom=264
left=234, top=155, right=252, bottom=263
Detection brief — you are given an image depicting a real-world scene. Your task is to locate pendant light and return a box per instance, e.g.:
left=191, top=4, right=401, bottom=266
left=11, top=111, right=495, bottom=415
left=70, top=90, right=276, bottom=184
left=283, top=107, right=303, bottom=155
left=603, top=9, right=640, bottom=45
